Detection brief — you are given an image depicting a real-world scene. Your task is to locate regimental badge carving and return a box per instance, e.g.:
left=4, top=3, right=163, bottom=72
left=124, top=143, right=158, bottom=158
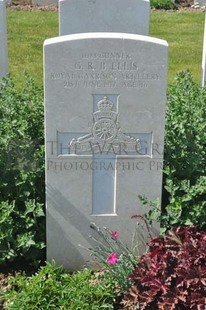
left=69, top=96, right=141, bottom=155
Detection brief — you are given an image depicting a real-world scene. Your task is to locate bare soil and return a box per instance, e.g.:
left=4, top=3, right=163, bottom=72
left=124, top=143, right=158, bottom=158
left=7, top=0, right=206, bottom=11
left=8, top=2, right=58, bottom=11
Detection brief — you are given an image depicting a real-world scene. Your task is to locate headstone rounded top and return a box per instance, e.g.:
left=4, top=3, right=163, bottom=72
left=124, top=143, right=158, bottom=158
left=44, top=32, right=168, bottom=48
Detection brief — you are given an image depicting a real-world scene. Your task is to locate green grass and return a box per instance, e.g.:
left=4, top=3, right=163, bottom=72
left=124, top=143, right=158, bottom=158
left=7, top=10, right=205, bottom=86
left=150, top=11, right=205, bottom=84
left=7, top=10, right=58, bottom=87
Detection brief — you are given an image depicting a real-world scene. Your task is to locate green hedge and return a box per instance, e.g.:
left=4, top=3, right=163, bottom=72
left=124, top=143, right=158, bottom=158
left=162, top=71, right=206, bottom=231
left=150, top=0, right=177, bottom=10
left=0, top=74, right=45, bottom=266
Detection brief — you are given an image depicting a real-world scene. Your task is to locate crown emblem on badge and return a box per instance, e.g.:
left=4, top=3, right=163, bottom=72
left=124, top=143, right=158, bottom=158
left=94, top=96, right=118, bottom=122
left=97, top=96, right=113, bottom=111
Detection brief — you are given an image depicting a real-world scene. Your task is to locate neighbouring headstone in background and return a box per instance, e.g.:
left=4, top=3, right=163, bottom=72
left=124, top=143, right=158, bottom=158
left=59, top=0, right=150, bottom=36
left=32, top=0, right=57, bottom=6
left=44, top=33, right=168, bottom=270
left=193, top=0, right=206, bottom=7
left=201, top=13, right=206, bottom=87
left=0, top=0, right=8, bottom=79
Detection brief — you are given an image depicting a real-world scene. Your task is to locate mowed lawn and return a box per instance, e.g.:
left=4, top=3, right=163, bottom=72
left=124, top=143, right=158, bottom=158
left=150, top=11, right=205, bottom=84
left=7, top=9, right=205, bottom=86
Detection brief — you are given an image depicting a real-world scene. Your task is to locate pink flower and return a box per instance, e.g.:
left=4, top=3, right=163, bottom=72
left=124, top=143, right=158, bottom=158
left=111, top=231, right=120, bottom=238
left=107, top=253, right=118, bottom=265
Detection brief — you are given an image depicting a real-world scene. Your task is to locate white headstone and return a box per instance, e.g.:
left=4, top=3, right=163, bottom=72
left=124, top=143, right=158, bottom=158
left=59, top=0, right=150, bottom=36
left=201, top=13, right=206, bottom=87
left=44, top=33, right=168, bottom=271
left=0, top=0, right=8, bottom=79
left=194, top=0, right=206, bottom=7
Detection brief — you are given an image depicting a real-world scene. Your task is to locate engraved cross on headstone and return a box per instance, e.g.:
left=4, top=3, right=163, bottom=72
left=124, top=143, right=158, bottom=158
left=58, top=94, right=150, bottom=215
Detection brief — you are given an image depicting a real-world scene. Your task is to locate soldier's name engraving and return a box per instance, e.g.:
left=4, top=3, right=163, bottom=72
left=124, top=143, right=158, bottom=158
left=84, top=61, right=139, bottom=71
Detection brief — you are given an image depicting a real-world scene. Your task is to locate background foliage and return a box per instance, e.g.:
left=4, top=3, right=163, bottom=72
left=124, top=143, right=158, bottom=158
left=0, top=74, right=45, bottom=266
left=150, top=0, right=177, bottom=10
left=162, top=71, right=206, bottom=232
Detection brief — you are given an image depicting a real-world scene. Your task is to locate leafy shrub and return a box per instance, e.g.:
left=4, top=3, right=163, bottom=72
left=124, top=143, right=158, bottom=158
left=150, top=0, right=177, bottom=10
left=122, top=226, right=206, bottom=309
left=0, top=74, right=45, bottom=266
left=2, top=263, right=116, bottom=309
left=162, top=71, right=206, bottom=232
left=174, top=0, right=192, bottom=7
left=139, top=72, right=206, bottom=234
